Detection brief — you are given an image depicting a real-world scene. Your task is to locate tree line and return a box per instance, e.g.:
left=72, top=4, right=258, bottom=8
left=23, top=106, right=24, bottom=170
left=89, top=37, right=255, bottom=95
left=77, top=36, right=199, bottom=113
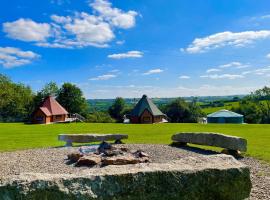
left=0, top=74, right=89, bottom=122
left=232, top=86, right=270, bottom=124
left=1, top=73, right=270, bottom=124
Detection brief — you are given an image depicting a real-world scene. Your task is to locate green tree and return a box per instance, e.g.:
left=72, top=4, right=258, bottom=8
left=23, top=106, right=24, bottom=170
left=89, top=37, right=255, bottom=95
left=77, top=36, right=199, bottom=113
left=86, top=111, right=115, bottom=123
left=232, top=100, right=262, bottom=124
left=248, top=86, right=270, bottom=123
left=108, top=97, right=126, bottom=122
left=163, top=98, right=202, bottom=123
left=33, top=82, right=59, bottom=109
left=0, top=74, right=34, bottom=122
left=56, top=83, right=89, bottom=116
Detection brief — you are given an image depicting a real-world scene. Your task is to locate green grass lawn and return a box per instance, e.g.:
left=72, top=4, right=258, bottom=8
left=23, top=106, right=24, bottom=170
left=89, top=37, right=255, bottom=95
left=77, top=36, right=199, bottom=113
left=202, top=102, right=239, bottom=114
left=0, top=122, right=270, bottom=162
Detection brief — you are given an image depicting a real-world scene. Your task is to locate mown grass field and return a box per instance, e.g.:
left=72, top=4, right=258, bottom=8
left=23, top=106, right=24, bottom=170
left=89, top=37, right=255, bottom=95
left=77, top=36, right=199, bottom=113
left=0, top=123, right=270, bottom=162
left=201, top=102, right=239, bottom=114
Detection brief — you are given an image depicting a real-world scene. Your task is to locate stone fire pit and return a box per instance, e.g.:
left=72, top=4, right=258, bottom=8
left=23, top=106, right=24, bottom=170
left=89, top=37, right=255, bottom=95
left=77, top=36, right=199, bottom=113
left=67, top=142, right=150, bottom=167
left=0, top=144, right=252, bottom=200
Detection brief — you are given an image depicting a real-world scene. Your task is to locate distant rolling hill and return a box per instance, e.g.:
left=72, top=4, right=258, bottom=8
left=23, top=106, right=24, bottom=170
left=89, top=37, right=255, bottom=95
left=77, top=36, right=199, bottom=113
left=87, top=95, right=245, bottom=112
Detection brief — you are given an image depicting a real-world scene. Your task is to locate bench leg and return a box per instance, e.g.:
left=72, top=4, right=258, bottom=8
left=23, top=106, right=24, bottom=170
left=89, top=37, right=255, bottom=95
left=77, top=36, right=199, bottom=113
left=114, top=139, right=123, bottom=144
left=65, top=140, right=73, bottom=147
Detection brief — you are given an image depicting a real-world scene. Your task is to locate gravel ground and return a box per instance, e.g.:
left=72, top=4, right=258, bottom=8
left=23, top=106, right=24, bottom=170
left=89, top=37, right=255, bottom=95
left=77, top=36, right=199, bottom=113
left=0, top=144, right=269, bottom=199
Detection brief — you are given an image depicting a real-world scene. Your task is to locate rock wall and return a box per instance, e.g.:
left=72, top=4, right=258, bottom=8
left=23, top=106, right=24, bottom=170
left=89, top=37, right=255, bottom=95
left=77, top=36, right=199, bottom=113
left=0, top=155, right=251, bottom=200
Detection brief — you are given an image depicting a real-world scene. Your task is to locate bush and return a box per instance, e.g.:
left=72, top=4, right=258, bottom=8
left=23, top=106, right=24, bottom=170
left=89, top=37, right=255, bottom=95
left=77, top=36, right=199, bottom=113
left=0, top=74, right=34, bottom=122
left=163, top=98, right=203, bottom=123
left=85, top=112, right=115, bottom=123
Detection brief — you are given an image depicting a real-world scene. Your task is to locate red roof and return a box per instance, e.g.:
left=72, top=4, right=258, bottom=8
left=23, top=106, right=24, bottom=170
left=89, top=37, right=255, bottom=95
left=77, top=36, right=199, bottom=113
left=39, top=96, right=68, bottom=116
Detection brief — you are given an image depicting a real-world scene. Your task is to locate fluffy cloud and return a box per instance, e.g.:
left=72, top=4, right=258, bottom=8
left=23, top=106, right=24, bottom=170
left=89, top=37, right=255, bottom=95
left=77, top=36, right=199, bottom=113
left=64, top=13, right=114, bottom=46
left=254, top=66, right=270, bottom=75
left=90, top=0, right=137, bottom=29
left=219, top=62, right=243, bottom=68
left=179, top=75, right=190, bottom=79
left=3, top=19, right=51, bottom=42
left=200, top=74, right=244, bottom=80
left=143, top=68, right=164, bottom=75
left=3, top=0, right=138, bottom=48
left=206, top=62, right=249, bottom=74
left=266, top=53, right=270, bottom=59
left=0, top=47, right=40, bottom=68
left=89, top=74, right=117, bottom=81
left=206, top=68, right=221, bottom=73
left=108, top=51, right=143, bottom=59
left=218, top=61, right=249, bottom=69
left=185, top=31, right=270, bottom=53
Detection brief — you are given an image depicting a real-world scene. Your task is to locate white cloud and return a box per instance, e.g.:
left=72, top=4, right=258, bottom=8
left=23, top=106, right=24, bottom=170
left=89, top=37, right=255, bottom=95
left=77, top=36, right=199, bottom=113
left=206, top=62, right=249, bottom=74
left=179, top=75, right=190, bottom=79
left=185, top=30, right=270, bottom=53
left=240, top=66, right=270, bottom=76
left=219, top=62, right=242, bottom=68
left=90, top=0, right=137, bottom=29
left=51, top=15, right=72, bottom=24
left=64, top=13, right=114, bottom=46
left=108, top=51, right=143, bottom=59
left=254, top=66, right=270, bottom=74
left=116, top=40, right=125, bottom=45
left=241, top=71, right=252, bottom=75
left=143, top=68, right=164, bottom=75
left=3, top=18, right=51, bottom=42
left=3, top=0, right=138, bottom=49
left=109, top=69, right=120, bottom=73
left=89, top=74, right=117, bottom=81
left=0, top=47, right=40, bottom=68
left=266, top=53, right=270, bottom=59
left=200, top=74, right=244, bottom=80
left=261, top=15, right=270, bottom=19
left=206, top=68, right=221, bottom=73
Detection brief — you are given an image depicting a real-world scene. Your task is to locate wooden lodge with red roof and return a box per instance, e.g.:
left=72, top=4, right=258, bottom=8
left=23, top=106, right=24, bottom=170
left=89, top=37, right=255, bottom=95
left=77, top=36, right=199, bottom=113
left=32, top=96, right=68, bottom=124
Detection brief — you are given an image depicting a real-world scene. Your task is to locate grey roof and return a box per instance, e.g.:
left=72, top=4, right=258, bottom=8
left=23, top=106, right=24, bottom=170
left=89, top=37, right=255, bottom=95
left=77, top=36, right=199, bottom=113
left=207, top=109, right=243, bottom=118
left=130, top=95, right=165, bottom=117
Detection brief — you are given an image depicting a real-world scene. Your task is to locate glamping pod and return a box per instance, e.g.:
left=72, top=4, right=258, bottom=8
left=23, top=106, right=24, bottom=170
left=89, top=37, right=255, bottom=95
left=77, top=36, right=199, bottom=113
left=32, top=96, right=68, bottom=124
left=130, top=95, right=167, bottom=124
left=207, top=109, right=243, bottom=124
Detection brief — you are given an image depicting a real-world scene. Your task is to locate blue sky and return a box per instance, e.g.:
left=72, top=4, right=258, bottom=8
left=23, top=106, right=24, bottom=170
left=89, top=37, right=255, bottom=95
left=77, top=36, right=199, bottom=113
left=1, top=0, right=270, bottom=99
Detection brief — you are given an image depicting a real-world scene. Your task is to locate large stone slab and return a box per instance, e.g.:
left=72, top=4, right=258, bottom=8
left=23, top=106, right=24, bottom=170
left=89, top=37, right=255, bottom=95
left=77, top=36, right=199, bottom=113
left=58, top=134, right=128, bottom=146
left=0, top=155, right=251, bottom=200
left=172, top=132, right=247, bottom=151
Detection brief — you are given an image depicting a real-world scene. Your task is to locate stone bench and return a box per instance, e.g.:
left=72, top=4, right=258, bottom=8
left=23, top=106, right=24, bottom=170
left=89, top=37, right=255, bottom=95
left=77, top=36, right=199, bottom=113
left=58, top=134, right=128, bottom=147
left=171, top=132, right=247, bottom=153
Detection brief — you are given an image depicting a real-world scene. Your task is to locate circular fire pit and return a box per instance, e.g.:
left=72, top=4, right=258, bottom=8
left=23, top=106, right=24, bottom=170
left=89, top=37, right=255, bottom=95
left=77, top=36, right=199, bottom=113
left=0, top=144, right=252, bottom=200
left=67, top=142, right=150, bottom=167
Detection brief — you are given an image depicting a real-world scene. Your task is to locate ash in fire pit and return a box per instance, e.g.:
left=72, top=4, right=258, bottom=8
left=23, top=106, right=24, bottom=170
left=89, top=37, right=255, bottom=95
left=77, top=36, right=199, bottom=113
left=67, top=142, right=150, bottom=167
